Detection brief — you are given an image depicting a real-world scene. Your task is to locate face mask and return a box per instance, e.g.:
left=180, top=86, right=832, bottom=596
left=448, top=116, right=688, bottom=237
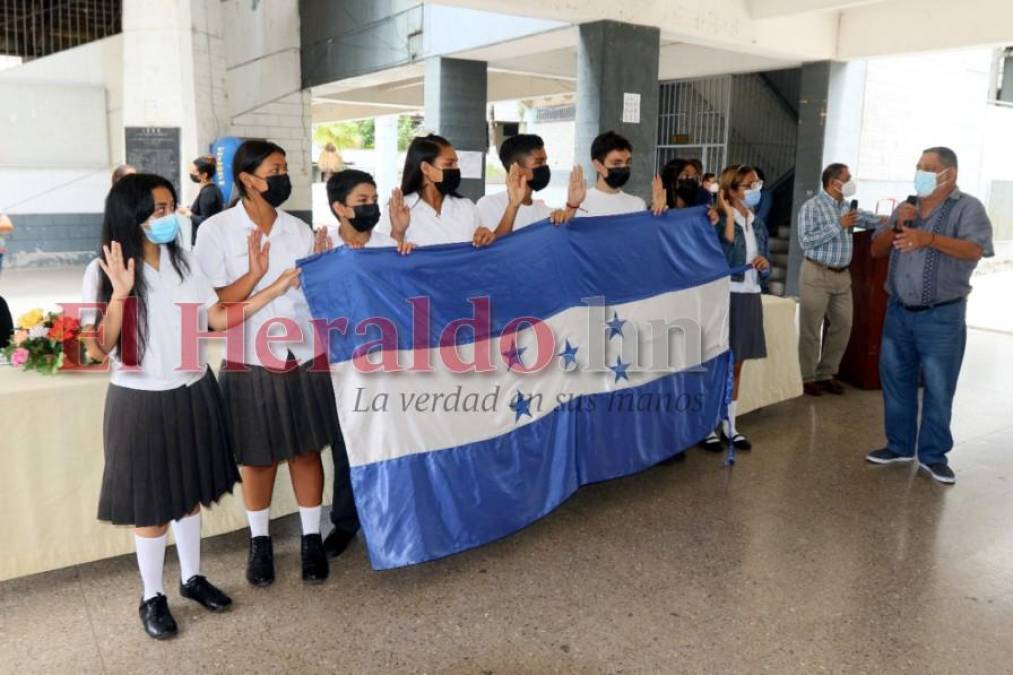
left=144, top=212, right=181, bottom=245
left=914, top=169, right=940, bottom=197
left=528, top=165, right=551, bottom=192
left=259, top=174, right=292, bottom=207
left=603, top=166, right=631, bottom=189
left=744, top=188, right=762, bottom=208
left=349, top=204, right=381, bottom=232
left=436, top=167, right=462, bottom=196
left=189, top=173, right=202, bottom=184
left=675, top=179, right=700, bottom=207
left=705, top=182, right=719, bottom=195
left=839, top=180, right=857, bottom=198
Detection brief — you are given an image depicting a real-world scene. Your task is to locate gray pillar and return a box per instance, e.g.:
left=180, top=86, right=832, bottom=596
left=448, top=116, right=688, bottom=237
left=424, top=57, right=488, bottom=202
left=576, top=21, right=660, bottom=203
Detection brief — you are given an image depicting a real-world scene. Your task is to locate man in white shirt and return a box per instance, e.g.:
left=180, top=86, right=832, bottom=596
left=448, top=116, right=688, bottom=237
left=580, top=130, right=666, bottom=217
left=477, top=134, right=586, bottom=236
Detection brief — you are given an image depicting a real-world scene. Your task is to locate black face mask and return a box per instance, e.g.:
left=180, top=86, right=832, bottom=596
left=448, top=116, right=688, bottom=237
left=529, top=165, right=551, bottom=192
left=189, top=173, right=202, bottom=184
left=604, top=166, right=631, bottom=189
left=436, top=168, right=462, bottom=196
left=259, top=174, right=291, bottom=207
left=349, top=204, right=381, bottom=232
left=675, top=179, right=700, bottom=207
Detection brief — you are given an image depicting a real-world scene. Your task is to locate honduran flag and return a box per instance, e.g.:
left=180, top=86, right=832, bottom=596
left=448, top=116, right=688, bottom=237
left=299, top=207, right=732, bottom=570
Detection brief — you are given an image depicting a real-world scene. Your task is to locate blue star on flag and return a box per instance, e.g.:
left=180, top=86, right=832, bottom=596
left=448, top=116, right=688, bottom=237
left=609, top=356, right=630, bottom=383
left=558, top=339, right=579, bottom=369
left=606, top=311, right=626, bottom=339
left=502, top=342, right=526, bottom=371
left=510, top=391, right=533, bottom=422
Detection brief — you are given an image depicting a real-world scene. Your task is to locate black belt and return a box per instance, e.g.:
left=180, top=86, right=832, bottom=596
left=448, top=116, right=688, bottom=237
left=805, top=258, right=849, bottom=273
left=897, top=297, right=965, bottom=313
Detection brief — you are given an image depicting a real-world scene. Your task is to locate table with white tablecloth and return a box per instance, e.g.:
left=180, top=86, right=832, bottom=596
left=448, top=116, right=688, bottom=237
left=1, top=295, right=800, bottom=582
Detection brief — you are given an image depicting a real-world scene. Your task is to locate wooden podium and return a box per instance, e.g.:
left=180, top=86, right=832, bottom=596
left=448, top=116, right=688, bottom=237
left=837, top=228, right=889, bottom=389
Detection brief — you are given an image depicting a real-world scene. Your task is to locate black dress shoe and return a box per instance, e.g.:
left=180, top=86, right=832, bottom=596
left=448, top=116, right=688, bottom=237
left=721, top=430, right=752, bottom=451
left=302, top=534, right=329, bottom=583
left=138, top=593, right=177, bottom=640
left=180, top=575, right=232, bottom=612
left=246, top=536, right=274, bottom=587
left=323, top=528, right=357, bottom=559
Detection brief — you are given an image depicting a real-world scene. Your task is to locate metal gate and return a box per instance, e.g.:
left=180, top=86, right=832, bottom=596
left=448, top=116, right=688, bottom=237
left=656, top=76, right=730, bottom=174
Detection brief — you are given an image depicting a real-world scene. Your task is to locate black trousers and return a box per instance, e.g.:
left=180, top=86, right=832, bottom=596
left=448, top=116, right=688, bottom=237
left=329, top=432, right=360, bottom=534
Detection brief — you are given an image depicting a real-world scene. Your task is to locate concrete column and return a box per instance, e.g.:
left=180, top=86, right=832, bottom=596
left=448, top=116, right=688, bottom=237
left=374, top=114, right=400, bottom=206
left=575, top=21, right=660, bottom=203
left=424, top=57, right=488, bottom=202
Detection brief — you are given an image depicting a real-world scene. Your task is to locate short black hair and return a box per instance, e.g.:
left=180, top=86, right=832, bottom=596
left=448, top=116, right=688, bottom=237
left=923, top=146, right=958, bottom=169
left=498, top=134, right=544, bottom=170
left=590, top=130, right=632, bottom=163
left=327, top=169, right=375, bottom=206
left=193, top=155, right=217, bottom=180
left=702, top=172, right=715, bottom=182
left=821, top=163, right=849, bottom=188
left=233, top=139, right=286, bottom=199
left=754, top=167, right=766, bottom=183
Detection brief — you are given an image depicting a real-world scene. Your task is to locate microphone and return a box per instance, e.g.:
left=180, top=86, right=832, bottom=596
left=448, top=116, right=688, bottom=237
left=895, top=195, right=917, bottom=233
left=849, top=199, right=858, bottom=211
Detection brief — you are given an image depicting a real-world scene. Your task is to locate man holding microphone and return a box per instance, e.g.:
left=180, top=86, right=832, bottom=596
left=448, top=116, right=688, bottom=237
left=797, top=163, right=885, bottom=397
left=866, top=147, right=993, bottom=484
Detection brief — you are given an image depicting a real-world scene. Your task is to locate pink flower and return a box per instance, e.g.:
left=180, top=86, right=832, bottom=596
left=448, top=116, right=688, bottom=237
left=11, top=348, right=29, bottom=367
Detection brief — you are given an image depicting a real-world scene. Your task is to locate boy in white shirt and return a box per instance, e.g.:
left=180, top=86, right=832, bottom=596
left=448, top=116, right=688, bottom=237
left=477, top=134, right=586, bottom=236
left=580, top=130, right=667, bottom=218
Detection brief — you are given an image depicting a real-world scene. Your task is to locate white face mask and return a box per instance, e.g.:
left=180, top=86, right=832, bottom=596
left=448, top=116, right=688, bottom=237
left=839, top=179, right=857, bottom=198
left=706, top=182, right=719, bottom=194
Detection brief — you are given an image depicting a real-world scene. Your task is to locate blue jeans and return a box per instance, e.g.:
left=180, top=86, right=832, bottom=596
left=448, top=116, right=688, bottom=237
left=879, top=298, right=967, bottom=465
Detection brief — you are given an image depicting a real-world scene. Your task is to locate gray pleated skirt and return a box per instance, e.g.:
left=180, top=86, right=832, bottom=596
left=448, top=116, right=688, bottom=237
left=98, top=369, right=239, bottom=527
left=218, top=357, right=339, bottom=467
left=729, top=292, right=767, bottom=362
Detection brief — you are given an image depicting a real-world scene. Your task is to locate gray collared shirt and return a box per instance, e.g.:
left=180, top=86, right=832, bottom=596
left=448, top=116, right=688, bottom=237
left=875, top=188, right=994, bottom=306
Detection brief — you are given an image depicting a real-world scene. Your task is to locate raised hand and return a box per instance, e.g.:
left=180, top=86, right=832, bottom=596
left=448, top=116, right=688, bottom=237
left=567, top=165, right=586, bottom=209
left=472, top=226, right=496, bottom=248
left=313, top=226, right=333, bottom=254
left=717, top=190, right=735, bottom=218
left=506, top=164, right=527, bottom=207
left=650, top=175, right=668, bottom=216
left=97, top=241, right=135, bottom=300
left=389, top=188, right=411, bottom=239
left=247, top=229, right=270, bottom=280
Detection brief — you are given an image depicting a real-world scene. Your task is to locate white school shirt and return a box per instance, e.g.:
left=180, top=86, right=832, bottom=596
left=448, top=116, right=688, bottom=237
left=193, top=204, right=319, bottom=366
left=80, top=247, right=218, bottom=391
left=580, top=187, right=647, bottom=217
left=729, top=209, right=761, bottom=294
left=382, top=193, right=482, bottom=246
left=476, top=191, right=553, bottom=231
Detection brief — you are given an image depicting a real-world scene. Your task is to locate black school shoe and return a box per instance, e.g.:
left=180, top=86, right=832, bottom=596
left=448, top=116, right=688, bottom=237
left=180, top=575, right=232, bottom=612
left=246, top=536, right=275, bottom=587
left=323, top=528, right=357, bottom=559
left=138, top=593, right=177, bottom=640
left=699, top=431, right=723, bottom=453
left=302, top=534, right=329, bottom=583
left=720, top=430, right=752, bottom=451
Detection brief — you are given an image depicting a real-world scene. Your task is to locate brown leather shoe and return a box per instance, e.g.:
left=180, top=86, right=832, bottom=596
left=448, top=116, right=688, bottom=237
left=803, top=382, right=823, bottom=397
left=820, top=378, right=846, bottom=395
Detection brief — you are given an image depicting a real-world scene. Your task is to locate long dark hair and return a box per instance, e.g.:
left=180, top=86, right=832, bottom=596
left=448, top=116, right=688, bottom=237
left=660, top=158, right=694, bottom=208
left=400, top=134, right=461, bottom=198
left=232, top=139, right=286, bottom=203
left=97, top=173, right=189, bottom=366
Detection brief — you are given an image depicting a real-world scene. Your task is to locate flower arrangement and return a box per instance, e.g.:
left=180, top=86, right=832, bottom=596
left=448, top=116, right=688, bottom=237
left=2, top=308, right=84, bottom=374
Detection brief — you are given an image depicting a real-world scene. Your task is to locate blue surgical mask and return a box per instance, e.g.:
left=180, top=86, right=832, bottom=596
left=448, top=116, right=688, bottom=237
left=914, top=169, right=939, bottom=197
left=744, top=188, right=762, bottom=208
left=144, top=212, right=181, bottom=245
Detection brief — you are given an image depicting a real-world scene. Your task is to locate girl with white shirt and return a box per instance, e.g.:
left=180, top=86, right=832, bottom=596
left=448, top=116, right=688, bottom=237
left=388, top=134, right=496, bottom=247
left=81, top=173, right=300, bottom=640
left=193, top=140, right=334, bottom=588
left=706, top=165, right=771, bottom=452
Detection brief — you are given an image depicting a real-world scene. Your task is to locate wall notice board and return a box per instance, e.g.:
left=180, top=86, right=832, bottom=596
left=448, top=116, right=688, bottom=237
left=125, top=127, right=181, bottom=194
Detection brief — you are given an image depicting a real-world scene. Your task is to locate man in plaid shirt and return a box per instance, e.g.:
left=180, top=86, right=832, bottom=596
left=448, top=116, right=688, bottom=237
left=797, top=163, right=885, bottom=396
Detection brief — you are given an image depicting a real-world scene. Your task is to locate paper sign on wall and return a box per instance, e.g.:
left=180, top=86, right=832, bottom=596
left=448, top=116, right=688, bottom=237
left=457, top=151, right=485, bottom=180
left=622, top=93, right=641, bottom=124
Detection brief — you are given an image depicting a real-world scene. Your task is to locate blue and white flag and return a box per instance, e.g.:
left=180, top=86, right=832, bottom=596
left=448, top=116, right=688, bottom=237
left=299, top=207, right=732, bottom=570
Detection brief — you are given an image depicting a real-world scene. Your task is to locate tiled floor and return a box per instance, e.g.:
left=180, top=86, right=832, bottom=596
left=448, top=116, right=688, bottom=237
left=2, top=327, right=1011, bottom=673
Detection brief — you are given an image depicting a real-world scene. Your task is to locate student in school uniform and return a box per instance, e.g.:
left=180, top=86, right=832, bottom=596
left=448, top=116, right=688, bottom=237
left=579, top=130, right=667, bottom=218
left=380, top=134, right=496, bottom=247
left=315, top=168, right=414, bottom=557
left=706, top=164, right=771, bottom=452
left=81, top=173, right=301, bottom=640
left=193, top=140, right=335, bottom=588
left=177, top=155, right=224, bottom=245
left=476, top=134, right=586, bottom=235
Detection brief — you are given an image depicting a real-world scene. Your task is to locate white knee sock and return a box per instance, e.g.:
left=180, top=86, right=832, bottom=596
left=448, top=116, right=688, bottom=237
left=299, top=505, right=321, bottom=536
left=247, top=507, right=270, bottom=538
left=171, top=512, right=202, bottom=583
left=722, top=400, right=738, bottom=438
left=134, top=533, right=167, bottom=601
